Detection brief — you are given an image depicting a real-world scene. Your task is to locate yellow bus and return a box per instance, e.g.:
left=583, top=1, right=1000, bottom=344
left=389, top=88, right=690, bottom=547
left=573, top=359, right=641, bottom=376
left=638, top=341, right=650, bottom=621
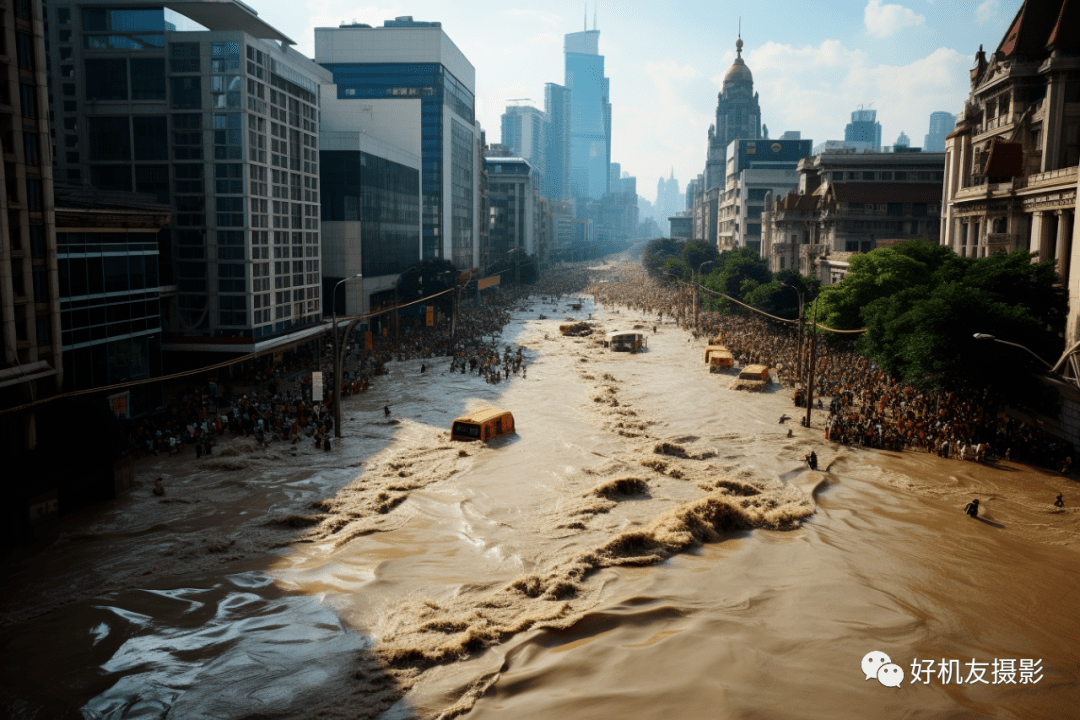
left=604, top=331, right=647, bottom=352
left=703, top=344, right=727, bottom=363
left=451, top=408, right=516, bottom=442
left=739, top=364, right=770, bottom=381
left=708, top=350, right=734, bottom=370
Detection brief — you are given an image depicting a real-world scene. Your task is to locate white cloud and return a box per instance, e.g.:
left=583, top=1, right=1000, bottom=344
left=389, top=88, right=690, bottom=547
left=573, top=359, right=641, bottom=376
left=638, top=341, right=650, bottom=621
left=976, top=0, right=1001, bottom=25
left=863, top=0, right=926, bottom=38
left=747, top=40, right=969, bottom=149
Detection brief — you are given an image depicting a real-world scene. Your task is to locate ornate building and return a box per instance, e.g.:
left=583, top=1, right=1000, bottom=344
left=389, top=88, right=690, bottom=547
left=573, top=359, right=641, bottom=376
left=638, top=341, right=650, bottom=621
left=940, top=0, right=1079, bottom=342
left=702, top=35, right=761, bottom=245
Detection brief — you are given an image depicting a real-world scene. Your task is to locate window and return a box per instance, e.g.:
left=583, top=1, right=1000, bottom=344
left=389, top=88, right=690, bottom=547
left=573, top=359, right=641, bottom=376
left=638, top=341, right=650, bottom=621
left=170, top=76, right=202, bottom=110
left=216, top=196, right=245, bottom=226
left=170, top=42, right=201, bottom=73
left=58, top=7, right=71, bottom=24
left=132, top=116, right=167, bottom=160
left=130, top=58, right=166, bottom=100
left=19, top=83, right=37, bottom=119
left=218, top=263, right=246, bottom=293
left=88, top=117, right=131, bottom=161
left=23, top=132, right=40, bottom=167
left=90, top=166, right=132, bottom=191
left=174, top=164, right=204, bottom=193
left=85, top=59, right=129, bottom=101
left=894, top=171, right=907, bottom=180
left=135, top=165, right=169, bottom=202
left=215, top=164, right=243, bottom=193
left=16, top=33, right=35, bottom=70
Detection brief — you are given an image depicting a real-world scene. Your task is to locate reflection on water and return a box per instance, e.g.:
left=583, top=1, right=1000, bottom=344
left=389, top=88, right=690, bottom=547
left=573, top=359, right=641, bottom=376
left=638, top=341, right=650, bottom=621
left=2, top=263, right=1079, bottom=719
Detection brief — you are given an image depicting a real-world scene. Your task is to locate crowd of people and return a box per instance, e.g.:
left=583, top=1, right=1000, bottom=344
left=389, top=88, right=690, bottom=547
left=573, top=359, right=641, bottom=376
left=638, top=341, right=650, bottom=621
left=590, top=264, right=1074, bottom=473
left=122, top=262, right=599, bottom=460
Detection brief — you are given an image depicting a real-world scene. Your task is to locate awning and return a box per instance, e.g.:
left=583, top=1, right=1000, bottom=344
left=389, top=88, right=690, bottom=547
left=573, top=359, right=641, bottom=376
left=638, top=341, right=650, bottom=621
left=0, top=360, right=56, bottom=390
left=984, top=139, right=1024, bottom=178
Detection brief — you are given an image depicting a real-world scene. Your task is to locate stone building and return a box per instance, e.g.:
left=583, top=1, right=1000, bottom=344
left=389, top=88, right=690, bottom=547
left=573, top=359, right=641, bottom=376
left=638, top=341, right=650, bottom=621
left=940, top=0, right=1080, bottom=340
left=763, top=150, right=945, bottom=281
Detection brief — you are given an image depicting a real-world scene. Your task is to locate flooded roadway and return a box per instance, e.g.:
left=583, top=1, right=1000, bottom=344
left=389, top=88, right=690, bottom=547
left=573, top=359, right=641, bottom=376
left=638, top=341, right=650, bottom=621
left=2, top=269, right=1079, bottom=719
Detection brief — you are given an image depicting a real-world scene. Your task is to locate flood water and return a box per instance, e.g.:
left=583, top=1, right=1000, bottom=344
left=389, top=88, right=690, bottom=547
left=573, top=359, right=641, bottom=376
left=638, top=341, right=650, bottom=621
left=3, top=265, right=1079, bottom=719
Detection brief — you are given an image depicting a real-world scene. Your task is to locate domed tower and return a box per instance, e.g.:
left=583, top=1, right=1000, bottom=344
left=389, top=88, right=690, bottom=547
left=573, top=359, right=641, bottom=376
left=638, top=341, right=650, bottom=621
left=705, top=34, right=762, bottom=191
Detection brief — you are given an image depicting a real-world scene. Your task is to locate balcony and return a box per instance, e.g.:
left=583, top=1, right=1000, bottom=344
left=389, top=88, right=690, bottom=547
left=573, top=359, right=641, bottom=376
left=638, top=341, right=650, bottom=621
left=1014, top=166, right=1078, bottom=191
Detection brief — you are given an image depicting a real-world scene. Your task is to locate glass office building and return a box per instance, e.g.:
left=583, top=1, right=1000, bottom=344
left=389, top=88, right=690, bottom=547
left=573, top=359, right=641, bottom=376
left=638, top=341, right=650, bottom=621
left=45, top=1, right=334, bottom=354
left=316, top=22, right=481, bottom=269
left=564, top=29, right=610, bottom=201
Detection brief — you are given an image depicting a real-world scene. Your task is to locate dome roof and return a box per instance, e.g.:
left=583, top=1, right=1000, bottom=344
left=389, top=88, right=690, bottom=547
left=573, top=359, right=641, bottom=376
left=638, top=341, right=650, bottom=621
left=724, top=36, right=753, bottom=85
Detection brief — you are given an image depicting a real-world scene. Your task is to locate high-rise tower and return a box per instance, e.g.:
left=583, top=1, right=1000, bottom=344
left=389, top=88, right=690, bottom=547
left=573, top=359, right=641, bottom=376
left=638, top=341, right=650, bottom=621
left=705, top=35, right=761, bottom=192
left=564, top=24, right=611, bottom=200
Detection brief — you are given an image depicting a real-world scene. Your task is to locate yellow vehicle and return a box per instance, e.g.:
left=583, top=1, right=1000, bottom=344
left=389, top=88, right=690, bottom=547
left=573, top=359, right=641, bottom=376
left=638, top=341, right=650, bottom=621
left=604, top=331, right=647, bottom=352
left=739, top=364, right=770, bottom=381
left=703, top=344, right=727, bottom=363
left=708, top=350, right=734, bottom=370
left=451, top=408, right=516, bottom=442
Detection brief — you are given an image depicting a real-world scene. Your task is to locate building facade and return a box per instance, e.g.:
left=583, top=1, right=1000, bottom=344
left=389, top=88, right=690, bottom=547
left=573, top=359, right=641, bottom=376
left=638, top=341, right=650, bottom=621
left=543, top=82, right=571, bottom=202
left=46, top=1, right=333, bottom=358
left=1, top=0, right=60, bottom=458
left=763, top=150, right=946, bottom=280
left=484, top=156, right=543, bottom=278
left=844, top=108, right=882, bottom=152
left=564, top=27, right=610, bottom=200
left=316, top=18, right=482, bottom=271
left=717, top=137, right=812, bottom=252
left=941, top=0, right=1080, bottom=345
left=501, top=104, right=546, bottom=191
left=924, top=111, right=956, bottom=152
left=319, top=91, right=421, bottom=317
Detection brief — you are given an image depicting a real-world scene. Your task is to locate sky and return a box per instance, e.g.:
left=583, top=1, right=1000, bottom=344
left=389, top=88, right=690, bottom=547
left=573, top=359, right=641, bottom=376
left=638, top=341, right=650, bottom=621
left=255, top=0, right=1023, bottom=203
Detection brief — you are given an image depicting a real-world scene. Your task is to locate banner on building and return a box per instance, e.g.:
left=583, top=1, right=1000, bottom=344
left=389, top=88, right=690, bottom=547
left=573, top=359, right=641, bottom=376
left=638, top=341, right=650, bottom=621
left=426, top=305, right=434, bottom=326
left=108, top=391, right=129, bottom=419
left=365, top=331, right=374, bottom=349
left=311, top=371, right=323, bottom=402
left=478, top=275, right=501, bottom=290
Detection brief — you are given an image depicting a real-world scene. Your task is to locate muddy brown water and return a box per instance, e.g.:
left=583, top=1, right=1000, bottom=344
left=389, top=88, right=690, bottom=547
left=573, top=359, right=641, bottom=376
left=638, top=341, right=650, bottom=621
left=3, top=272, right=1079, bottom=719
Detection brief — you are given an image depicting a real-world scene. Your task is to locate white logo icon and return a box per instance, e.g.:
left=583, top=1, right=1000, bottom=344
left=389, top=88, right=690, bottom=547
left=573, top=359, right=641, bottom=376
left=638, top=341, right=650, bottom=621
left=862, top=651, right=903, bottom=686
left=877, top=663, right=904, bottom=687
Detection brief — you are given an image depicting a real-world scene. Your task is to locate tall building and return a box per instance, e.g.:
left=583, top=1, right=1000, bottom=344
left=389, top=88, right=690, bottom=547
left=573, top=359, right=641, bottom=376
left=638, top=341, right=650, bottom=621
left=544, top=82, right=571, bottom=201
left=655, top=170, right=681, bottom=224
left=705, top=35, right=761, bottom=193
left=844, top=108, right=882, bottom=152
left=501, top=104, right=546, bottom=190
left=564, top=25, right=610, bottom=200
left=484, top=156, right=542, bottom=278
left=47, top=0, right=334, bottom=359
left=941, top=0, right=1079, bottom=350
left=2, top=0, right=60, bottom=458
left=924, top=111, right=956, bottom=153
left=718, top=137, right=812, bottom=253
left=316, top=18, right=483, bottom=270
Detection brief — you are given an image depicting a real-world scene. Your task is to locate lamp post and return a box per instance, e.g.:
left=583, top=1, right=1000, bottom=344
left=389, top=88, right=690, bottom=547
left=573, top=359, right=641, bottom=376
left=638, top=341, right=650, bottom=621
left=778, top=281, right=805, bottom=385
left=695, top=260, right=716, bottom=327
left=331, top=273, right=362, bottom=438
left=972, top=333, right=1053, bottom=368
left=805, top=298, right=820, bottom=428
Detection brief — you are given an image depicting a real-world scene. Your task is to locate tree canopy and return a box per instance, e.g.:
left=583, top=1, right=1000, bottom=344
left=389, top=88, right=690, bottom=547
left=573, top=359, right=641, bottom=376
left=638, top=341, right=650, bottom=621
left=810, top=239, right=1065, bottom=399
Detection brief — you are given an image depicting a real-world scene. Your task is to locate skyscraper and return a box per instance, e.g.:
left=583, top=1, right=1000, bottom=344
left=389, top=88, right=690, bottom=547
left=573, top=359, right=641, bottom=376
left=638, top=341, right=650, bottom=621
left=544, top=82, right=571, bottom=201
left=924, top=111, right=956, bottom=153
left=50, top=0, right=333, bottom=353
left=316, top=18, right=482, bottom=269
left=844, top=109, right=882, bottom=151
left=501, top=104, right=546, bottom=189
left=564, top=25, right=610, bottom=200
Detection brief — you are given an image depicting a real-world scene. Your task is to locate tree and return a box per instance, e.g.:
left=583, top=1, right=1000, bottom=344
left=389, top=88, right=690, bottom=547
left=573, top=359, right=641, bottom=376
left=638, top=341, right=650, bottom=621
left=681, top=239, right=720, bottom=275
left=701, top=247, right=772, bottom=312
left=743, top=270, right=821, bottom=319
left=642, top=237, right=684, bottom=277
left=814, top=240, right=1065, bottom=401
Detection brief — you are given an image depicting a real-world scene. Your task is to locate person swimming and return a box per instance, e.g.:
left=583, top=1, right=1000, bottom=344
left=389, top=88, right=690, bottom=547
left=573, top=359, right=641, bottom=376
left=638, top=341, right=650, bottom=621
left=153, top=478, right=165, bottom=496
left=1054, top=493, right=1065, bottom=508
left=964, top=499, right=980, bottom=518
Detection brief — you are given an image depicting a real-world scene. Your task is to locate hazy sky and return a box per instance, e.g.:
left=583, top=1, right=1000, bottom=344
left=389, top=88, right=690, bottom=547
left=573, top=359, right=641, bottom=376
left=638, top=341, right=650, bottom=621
left=255, top=0, right=1021, bottom=202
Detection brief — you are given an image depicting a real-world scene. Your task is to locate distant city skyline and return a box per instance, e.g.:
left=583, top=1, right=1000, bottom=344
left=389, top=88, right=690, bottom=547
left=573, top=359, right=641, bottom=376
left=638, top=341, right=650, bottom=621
left=257, top=0, right=1022, bottom=202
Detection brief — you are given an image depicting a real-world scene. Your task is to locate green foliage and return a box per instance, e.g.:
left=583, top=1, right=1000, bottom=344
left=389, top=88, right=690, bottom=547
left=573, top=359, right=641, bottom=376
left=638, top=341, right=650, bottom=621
left=642, top=237, right=685, bottom=277
left=701, top=247, right=772, bottom=313
left=811, top=239, right=1065, bottom=399
left=681, top=239, right=720, bottom=275
left=662, top=256, right=690, bottom=281
left=743, top=271, right=821, bottom=319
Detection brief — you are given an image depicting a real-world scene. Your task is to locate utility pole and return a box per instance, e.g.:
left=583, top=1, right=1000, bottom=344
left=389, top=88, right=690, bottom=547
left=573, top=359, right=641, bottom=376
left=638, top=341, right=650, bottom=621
left=804, top=299, right=819, bottom=428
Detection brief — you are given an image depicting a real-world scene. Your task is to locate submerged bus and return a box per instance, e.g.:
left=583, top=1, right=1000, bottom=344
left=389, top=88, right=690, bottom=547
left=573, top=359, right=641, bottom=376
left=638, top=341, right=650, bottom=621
left=451, top=408, right=516, bottom=442
left=604, top=331, right=648, bottom=353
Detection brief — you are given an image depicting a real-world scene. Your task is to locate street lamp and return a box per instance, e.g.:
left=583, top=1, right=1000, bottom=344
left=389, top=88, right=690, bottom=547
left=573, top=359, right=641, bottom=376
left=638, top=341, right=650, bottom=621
left=332, top=273, right=363, bottom=438
left=973, top=333, right=1054, bottom=368
left=695, top=260, right=717, bottom=326
left=804, top=297, right=820, bottom=428
left=778, top=281, right=805, bottom=385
